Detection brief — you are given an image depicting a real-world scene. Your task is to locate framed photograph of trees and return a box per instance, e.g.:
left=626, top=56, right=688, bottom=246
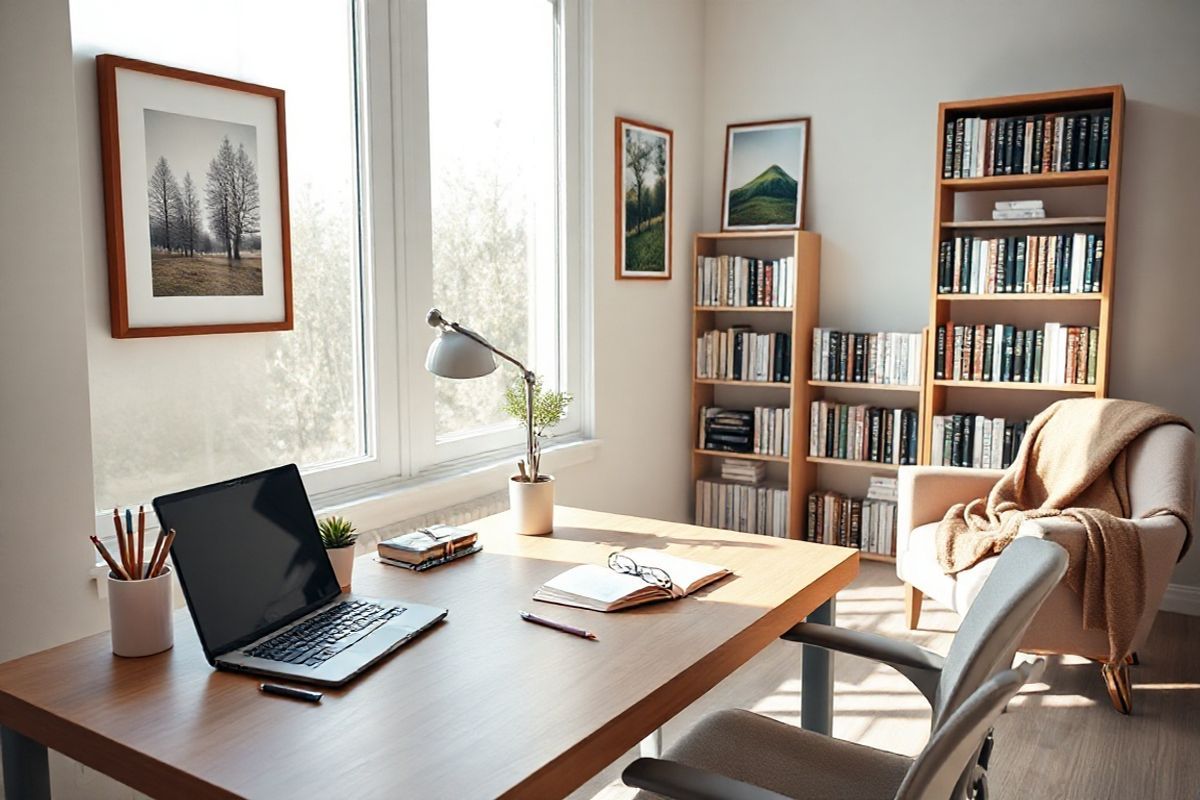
left=721, top=117, right=809, bottom=231
left=96, top=55, right=292, bottom=337
left=615, top=117, right=672, bottom=280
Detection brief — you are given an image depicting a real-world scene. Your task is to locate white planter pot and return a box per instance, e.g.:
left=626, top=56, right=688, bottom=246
left=326, top=545, right=356, bottom=592
left=108, top=567, right=174, bottom=658
left=509, top=474, right=555, bottom=535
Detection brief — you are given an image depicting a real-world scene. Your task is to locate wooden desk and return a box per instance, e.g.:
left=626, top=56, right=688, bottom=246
left=0, top=507, right=857, bottom=799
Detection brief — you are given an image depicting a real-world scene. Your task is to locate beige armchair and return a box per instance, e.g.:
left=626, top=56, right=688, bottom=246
left=896, top=423, right=1194, bottom=713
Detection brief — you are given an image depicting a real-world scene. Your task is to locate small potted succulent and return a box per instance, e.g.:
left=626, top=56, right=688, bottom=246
left=503, top=377, right=572, bottom=535
left=318, top=516, right=358, bottom=591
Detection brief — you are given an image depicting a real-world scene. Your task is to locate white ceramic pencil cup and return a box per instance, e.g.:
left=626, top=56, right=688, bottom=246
left=108, top=567, right=174, bottom=657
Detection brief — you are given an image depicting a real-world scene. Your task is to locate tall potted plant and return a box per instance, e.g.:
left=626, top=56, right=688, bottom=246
left=503, top=378, right=572, bottom=535
left=319, top=516, right=358, bottom=591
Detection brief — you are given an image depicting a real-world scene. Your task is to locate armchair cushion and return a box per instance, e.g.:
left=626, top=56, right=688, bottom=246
left=632, top=709, right=910, bottom=800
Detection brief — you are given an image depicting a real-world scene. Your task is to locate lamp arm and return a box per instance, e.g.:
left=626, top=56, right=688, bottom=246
left=444, top=320, right=538, bottom=479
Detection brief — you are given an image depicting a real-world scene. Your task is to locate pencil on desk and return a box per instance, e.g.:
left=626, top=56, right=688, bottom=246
left=91, top=535, right=129, bottom=581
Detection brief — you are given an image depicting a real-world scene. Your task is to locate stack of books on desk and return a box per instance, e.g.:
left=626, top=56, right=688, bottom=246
left=377, top=524, right=479, bottom=570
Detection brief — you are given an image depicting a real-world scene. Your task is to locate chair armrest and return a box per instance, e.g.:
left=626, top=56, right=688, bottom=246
left=781, top=622, right=944, bottom=706
left=898, top=466, right=1004, bottom=551
left=622, top=757, right=791, bottom=800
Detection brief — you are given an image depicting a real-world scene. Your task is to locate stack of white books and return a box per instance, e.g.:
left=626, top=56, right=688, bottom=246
left=720, top=458, right=766, bottom=484
left=867, top=475, right=898, bottom=502
left=992, top=200, right=1045, bottom=220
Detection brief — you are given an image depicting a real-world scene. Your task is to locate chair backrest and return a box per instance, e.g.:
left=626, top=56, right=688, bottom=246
left=896, top=659, right=1044, bottom=800
left=932, top=537, right=1067, bottom=726
left=1125, top=423, right=1195, bottom=521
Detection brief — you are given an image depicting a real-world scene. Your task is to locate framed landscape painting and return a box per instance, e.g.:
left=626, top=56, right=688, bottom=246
left=615, top=117, right=672, bottom=280
left=721, top=117, right=809, bottom=231
left=97, top=55, right=292, bottom=337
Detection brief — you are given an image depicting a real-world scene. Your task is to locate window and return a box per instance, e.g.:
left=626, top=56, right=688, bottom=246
left=77, top=0, right=587, bottom=532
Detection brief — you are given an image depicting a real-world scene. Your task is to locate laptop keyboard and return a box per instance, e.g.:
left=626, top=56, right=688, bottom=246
left=245, top=600, right=405, bottom=667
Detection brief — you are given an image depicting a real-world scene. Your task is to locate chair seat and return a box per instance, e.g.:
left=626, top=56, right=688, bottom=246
left=897, top=522, right=1000, bottom=614
left=633, top=709, right=912, bottom=800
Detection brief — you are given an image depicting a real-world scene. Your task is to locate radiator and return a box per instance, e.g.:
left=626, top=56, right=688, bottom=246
left=356, top=490, right=508, bottom=551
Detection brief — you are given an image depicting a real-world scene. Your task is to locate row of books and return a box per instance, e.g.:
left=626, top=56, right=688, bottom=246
left=804, top=488, right=897, bottom=555
left=698, top=406, right=792, bottom=457
left=937, top=232, right=1104, bottom=295
left=935, top=322, right=1098, bottom=386
left=695, top=479, right=790, bottom=537
left=696, top=328, right=792, bottom=383
left=944, top=109, right=1113, bottom=179
left=695, top=254, right=796, bottom=308
left=810, top=329, right=923, bottom=386
left=931, top=414, right=1030, bottom=469
left=809, top=401, right=920, bottom=465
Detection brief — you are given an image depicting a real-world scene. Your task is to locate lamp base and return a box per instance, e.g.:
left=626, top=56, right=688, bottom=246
left=509, top=475, right=554, bottom=535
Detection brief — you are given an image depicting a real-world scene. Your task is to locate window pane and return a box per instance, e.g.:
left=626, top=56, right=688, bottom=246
left=428, top=0, right=557, bottom=441
left=72, top=0, right=367, bottom=509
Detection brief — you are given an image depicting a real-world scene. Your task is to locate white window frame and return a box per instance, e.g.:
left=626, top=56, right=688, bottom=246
left=93, top=0, right=593, bottom=543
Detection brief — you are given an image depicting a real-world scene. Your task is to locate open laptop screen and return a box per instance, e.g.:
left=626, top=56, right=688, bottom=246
left=154, top=464, right=341, bottom=659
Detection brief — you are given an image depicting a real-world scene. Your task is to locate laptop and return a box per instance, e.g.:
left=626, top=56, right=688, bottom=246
left=153, top=464, right=447, bottom=686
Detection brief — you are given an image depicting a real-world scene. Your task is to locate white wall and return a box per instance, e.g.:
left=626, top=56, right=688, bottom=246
left=701, top=0, right=1200, bottom=589
left=556, top=0, right=706, bottom=523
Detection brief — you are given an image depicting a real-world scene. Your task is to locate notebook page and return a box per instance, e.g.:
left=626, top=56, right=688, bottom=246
left=619, top=548, right=730, bottom=594
left=540, top=564, right=652, bottom=604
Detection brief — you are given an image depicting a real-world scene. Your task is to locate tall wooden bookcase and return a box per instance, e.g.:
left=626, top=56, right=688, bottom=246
left=920, top=85, right=1124, bottom=464
left=690, top=231, right=820, bottom=540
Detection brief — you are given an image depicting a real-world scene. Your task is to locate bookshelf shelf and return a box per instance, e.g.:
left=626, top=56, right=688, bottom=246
left=693, top=306, right=794, bottom=313
left=691, top=231, right=820, bottom=541
left=921, top=85, right=1123, bottom=467
left=808, top=380, right=921, bottom=392
left=694, top=379, right=791, bottom=388
left=941, top=216, right=1105, bottom=230
left=941, top=170, right=1108, bottom=191
left=806, top=456, right=901, bottom=472
left=860, top=552, right=897, bottom=564
left=935, top=293, right=1101, bottom=302
left=693, top=448, right=790, bottom=463
left=932, top=380, right=1098, bottom=393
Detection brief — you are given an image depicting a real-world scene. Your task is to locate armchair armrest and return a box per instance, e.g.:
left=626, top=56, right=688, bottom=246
left=622, top=757, right=791, bottom=800
left=781, top=621, right=944, bottom=706
left=898, top=466, right=1004, bottom=553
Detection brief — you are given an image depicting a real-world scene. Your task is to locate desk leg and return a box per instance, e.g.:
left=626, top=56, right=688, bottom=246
left=2, top=724, right=51, bottom=800
left=639, top=728, right=663, bottom=758
left=801, top=598, right=835, bottom=735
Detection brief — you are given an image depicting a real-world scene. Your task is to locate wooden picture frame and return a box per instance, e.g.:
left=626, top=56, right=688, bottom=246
left=615, top=117, right=673, bottom=280
left=721, top=117, right=809, bottom=231
left=97, top=54, right=293, bottom=338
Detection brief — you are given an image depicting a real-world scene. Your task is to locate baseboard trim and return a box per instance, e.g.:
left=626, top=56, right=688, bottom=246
left=1160, top=583, right=1200, bottom=616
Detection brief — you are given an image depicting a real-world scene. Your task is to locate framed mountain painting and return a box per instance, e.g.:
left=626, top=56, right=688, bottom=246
left=615, top=117, right=673, bottom=280
left=721, top=117, right=809, bottom=231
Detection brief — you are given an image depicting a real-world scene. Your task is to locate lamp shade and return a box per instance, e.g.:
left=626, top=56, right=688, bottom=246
left=425, top=328, right=497, bottom=379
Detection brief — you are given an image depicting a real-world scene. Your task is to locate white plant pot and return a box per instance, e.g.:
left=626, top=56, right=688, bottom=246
left=108, top=567, right=174, bottom=658
left=509, top=474, right=555, bottom=535
left=326, top=545, right=356, bottom=592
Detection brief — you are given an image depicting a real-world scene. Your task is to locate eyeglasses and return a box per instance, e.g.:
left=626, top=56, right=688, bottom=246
left=607, top=552, right=673, bottom=590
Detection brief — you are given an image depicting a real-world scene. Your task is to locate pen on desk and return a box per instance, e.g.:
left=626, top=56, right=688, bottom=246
left=519, top=611, right=598, bottom=641
left=260, top=683, right=323, bottom=703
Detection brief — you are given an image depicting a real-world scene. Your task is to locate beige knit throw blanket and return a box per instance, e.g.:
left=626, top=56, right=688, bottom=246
left=937, top=398, right=1192, bottom=661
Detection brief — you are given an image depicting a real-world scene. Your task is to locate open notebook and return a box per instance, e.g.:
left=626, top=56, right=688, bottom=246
left=533, top=548, right=731, bottom=612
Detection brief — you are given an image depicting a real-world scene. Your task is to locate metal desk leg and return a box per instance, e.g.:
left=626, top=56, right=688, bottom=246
left=2, top=724, right=51, bottom=800
left=639, top=727, right=663, bottom=758
left=801, top=598, right=835, bottom=735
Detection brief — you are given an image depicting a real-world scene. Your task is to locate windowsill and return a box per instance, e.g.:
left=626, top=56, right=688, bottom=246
left=90, top=437, right=601, bottom=594
left=311, top=436, right=601, bottom=534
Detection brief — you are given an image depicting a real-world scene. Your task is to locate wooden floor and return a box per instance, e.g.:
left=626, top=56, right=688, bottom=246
left=576, top=561, right=1200, bottom=800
